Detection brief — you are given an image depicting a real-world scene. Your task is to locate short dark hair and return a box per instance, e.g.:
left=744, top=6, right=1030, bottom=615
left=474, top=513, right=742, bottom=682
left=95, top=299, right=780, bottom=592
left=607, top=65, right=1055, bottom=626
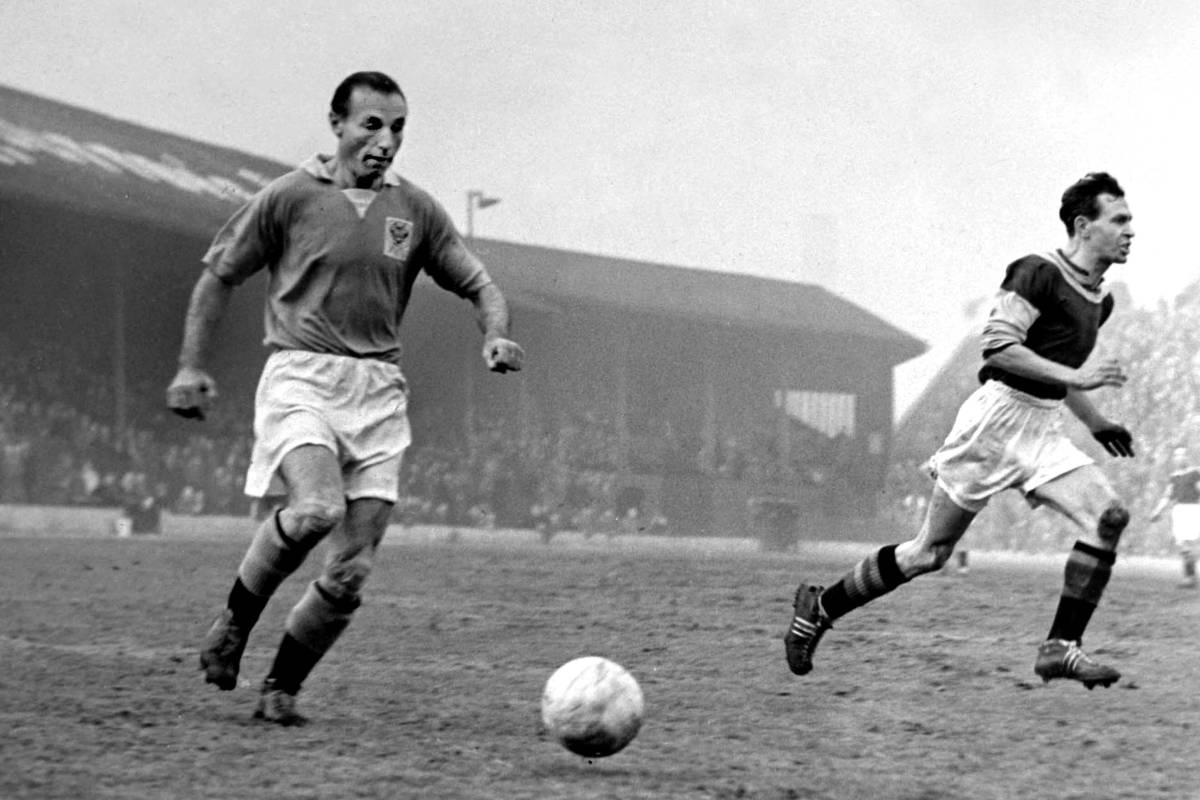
left=1059, top=172, right=1124, bottom=235
left=330, top=71, right=406, bottom=118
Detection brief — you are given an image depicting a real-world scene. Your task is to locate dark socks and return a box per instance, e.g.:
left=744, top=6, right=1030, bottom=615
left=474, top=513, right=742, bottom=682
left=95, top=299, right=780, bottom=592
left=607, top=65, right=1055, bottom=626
left=1047, top=540, right=1115, bottom=642
left=819, top=544, right=910, bottom=621
left=265, top=633, right=322, bottom=694
left=227, top=578, right=269, bottom=628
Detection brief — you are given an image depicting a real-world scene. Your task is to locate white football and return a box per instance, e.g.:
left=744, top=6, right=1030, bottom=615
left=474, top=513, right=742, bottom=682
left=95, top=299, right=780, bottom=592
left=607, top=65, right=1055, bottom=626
left=541, top=656, right=644, bottom=758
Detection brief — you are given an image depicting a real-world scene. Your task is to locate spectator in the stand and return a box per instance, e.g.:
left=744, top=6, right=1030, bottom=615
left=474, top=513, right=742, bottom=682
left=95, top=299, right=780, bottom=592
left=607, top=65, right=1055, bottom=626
left=118, top=471, right=163, bottom=534
left=716, top=435, right=748, bottom=480
left=72, top=459, right=101, bottom=504
left=176, top=485, right=206, bottom=516
left=0, top=422, right=32, bottom=503
left=36, top=449, right=77, bottom=506
left=92, top=472, right=124, bottom=507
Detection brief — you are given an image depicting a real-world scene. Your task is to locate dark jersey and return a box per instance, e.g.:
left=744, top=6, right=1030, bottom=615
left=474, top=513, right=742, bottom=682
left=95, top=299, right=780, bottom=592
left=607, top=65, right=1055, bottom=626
left=1168, top=468, right=1200, bottom=505
left=978, top=250, right=1114, bottom=399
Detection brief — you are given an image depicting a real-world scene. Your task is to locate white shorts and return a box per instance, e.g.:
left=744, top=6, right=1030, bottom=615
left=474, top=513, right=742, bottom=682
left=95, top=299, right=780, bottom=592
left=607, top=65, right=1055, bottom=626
left=1171, top=504, right=1200, bottom=546
left=928, top=380, right=1093, bottom=513
left=245, top=349, right=412, bottom=503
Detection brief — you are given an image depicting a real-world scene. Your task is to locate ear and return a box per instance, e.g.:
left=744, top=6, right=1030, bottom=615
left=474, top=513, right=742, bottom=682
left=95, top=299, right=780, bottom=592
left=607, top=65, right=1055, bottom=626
left=1073, top=215, right=1091, bottom=238
left=329, top=111, right=343, bottom=136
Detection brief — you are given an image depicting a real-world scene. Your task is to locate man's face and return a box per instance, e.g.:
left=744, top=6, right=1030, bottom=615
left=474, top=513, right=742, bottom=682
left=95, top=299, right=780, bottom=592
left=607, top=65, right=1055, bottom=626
left=1080, top=193, right=1134, bottom=265
left=330, top=87, right=407, bottom=181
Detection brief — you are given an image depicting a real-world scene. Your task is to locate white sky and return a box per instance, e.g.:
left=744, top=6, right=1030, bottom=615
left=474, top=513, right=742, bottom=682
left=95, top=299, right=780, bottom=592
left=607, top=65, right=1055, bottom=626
left=2, top=0, right=1197, bottom=415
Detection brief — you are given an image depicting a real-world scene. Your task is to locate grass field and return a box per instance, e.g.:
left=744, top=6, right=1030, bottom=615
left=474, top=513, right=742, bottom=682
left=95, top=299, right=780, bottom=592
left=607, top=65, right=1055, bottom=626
left=2, top=526, right=1198, bottom=800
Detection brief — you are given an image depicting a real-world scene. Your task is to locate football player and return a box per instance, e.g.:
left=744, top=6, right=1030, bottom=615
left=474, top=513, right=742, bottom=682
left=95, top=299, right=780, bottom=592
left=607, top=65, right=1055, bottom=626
left=1149, top=445, right=1200, bottom=589
left=784, top=172, right=1136, bottom=689
left=167, top=71, right=524, bottom=724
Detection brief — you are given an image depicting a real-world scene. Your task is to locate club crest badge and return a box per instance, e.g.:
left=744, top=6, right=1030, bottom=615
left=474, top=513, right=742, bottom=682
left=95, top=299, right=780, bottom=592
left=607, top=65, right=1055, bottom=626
left=384, top=217, right=414, bottom=260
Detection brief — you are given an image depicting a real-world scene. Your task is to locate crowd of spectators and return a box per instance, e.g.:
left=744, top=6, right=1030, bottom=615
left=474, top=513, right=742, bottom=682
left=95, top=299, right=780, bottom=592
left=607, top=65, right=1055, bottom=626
left=0, top=330, right=870, bottom=539
left=11, top=273, right=1197, bottom=555
left=395, top=410, right=644, bottom=536
left=0, top=335, right=252, bottom=521
left=45, top=271, right=1200, bottom=550
left=886, top=280, right=1200, bottom=555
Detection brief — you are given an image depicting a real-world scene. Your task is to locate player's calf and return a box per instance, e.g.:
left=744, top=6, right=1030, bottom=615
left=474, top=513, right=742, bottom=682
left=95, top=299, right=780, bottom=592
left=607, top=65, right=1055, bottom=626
left=1181, top=548, right=1197, bottom=588
left=238, top=504, right=344, bottom=597
left=900, top=540, right=955, bottom=576
left=201, top=503, right=344, bottom=692
left=257, top=577, right=364, bottom=704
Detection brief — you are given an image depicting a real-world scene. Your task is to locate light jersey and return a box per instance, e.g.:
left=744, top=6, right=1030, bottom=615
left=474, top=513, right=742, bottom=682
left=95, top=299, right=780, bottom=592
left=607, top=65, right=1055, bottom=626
left=1168, top=468, right=1200, bottom=505
left=203, top=154, right=493, bottom=365
left=977, top=250, right=1115, bottom=399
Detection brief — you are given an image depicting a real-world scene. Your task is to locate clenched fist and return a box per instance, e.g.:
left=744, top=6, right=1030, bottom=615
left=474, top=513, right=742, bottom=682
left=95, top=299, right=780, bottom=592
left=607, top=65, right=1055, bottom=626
left=483, top=337, right=524, bottom=373
left=166, top=365, right=218, bottom=420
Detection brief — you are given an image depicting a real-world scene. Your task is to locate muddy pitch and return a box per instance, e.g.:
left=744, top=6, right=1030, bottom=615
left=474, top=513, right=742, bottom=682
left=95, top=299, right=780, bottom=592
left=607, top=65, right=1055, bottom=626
left=2, top=530, right=1197, bottom=799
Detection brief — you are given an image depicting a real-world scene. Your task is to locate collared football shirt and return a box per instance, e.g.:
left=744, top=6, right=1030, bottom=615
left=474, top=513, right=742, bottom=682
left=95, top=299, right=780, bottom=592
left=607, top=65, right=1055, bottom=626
left=978, top=250, right=1115, bottom=399
left=203, top=154, right=493, bottom=365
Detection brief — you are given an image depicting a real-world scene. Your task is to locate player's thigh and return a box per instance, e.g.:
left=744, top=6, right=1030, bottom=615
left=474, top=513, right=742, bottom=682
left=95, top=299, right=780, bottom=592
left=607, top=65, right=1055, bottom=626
left=1028, top=464, right=1118, bottom=533
left=343, top=497, right=394, bottom=545
left=914, top=485, right=977, bottom=547
left=279, top=443, right=344, bottom=507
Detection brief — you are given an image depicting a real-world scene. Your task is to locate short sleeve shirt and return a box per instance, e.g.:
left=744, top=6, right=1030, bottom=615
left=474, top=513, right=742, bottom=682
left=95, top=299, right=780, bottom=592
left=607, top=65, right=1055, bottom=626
left=202, top=155, right=492, bottom=365
left=978, top=251, right=1115, bottom=399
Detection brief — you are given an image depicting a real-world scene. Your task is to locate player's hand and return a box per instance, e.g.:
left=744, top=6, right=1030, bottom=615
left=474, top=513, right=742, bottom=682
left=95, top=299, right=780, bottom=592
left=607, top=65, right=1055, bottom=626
left=483, top=337, right=524, bottom=373
left=1091, top=422, right=1134, bottom=458
left=1072, top=359, right=1128, bottom=390
left=166, top=366, right=218, bottom=420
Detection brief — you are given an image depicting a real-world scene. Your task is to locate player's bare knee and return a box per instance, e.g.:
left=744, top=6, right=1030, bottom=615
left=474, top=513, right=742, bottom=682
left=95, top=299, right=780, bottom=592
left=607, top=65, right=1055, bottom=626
left=914, top=544, right=954, bottom=575
left=321, top=556, right=373, bottom=604
left=897, top=541, right=948, bottom=576
left=288, top=498, right=347, bottom=546
left=1097, top=501, right=1129, bottom=545
left=930, top=544, right=956, bottom=571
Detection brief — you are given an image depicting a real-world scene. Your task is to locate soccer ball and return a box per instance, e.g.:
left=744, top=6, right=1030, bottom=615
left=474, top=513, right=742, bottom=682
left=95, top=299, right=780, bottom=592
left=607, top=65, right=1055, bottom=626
left=541, top=656, right=644, bottom=758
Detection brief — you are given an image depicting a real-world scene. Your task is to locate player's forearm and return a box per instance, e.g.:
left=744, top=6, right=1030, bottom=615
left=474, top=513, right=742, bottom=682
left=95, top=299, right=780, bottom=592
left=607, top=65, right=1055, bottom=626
left=1063, top=389, right=1107, bottom=429
left=470, top=283, right=512, bottom=341
left=984, top=345, right=1081, bottom=389
left=177, top=269, right=235, bottom=369
left=1150, top=497, right=1171, bottom=519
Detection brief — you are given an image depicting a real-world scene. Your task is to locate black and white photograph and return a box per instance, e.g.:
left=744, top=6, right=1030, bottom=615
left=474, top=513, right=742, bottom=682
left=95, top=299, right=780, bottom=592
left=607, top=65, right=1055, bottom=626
left=1, top=2, right=1198, bottom=798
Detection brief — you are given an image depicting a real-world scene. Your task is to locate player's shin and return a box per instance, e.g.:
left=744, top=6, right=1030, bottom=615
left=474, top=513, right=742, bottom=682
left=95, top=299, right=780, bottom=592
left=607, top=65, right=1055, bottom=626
left=268, top=580, right=361, bottom=692
left=1180, top=548, right=1196, bottom=587
left=818, top=543, right=911, bottom=621
left=233, top=509, right=316, bottom=624
left=1047, top=540, right=1115, bottom=642
left=1047, top=503, right=1126, bottom=641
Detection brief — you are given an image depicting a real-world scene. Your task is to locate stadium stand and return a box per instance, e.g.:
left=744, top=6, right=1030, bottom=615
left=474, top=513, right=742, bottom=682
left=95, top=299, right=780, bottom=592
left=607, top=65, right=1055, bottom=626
left=0, top=84, right=925, bottom=542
